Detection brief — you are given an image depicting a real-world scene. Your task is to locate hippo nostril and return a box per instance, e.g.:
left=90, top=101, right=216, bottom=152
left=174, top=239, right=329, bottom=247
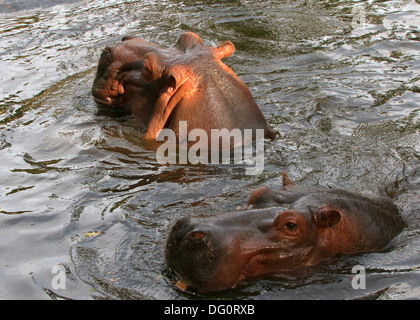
left=185, top=229, right=210, bottom=243
left=189, top=230, right=206, bottom=240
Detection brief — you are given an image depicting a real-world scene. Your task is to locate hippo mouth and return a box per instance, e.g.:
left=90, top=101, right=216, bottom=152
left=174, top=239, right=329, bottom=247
left=235, top=246, right=295, bottom=284
left=92, top=81, right=125, bottom=108
left=171, top=246, right=296, bottom=292
left=93, top=96, right=113, bottom=106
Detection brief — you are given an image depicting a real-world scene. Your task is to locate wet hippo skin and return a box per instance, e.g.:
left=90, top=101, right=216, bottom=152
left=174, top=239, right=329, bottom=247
left=92, top=32, right=275, bottom=145
left=165, top=172, right=406, bottom=292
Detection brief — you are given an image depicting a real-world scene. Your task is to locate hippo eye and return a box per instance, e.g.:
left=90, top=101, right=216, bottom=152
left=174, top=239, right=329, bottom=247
left=285, top=222, right=297, bottom=230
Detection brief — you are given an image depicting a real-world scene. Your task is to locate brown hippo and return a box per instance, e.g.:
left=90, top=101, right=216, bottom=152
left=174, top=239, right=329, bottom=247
left=92, top=32, right=275, bottom=146
left=165, top=172, right=406, bottom=292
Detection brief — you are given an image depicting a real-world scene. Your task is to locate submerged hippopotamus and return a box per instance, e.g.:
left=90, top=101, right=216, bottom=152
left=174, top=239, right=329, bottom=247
left=165, top=172, right=406, bottom=292
left=92, top=32, right=275, bottom=145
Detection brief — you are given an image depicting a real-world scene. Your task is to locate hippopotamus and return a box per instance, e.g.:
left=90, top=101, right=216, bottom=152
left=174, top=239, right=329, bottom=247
left=165, top=172, right=406, bottom=292
left=92, top=32, right=275, bottom=146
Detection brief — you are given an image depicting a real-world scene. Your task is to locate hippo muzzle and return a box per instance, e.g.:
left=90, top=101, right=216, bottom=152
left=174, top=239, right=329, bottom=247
left=165, top=208, right=317, bottom=292
left=165, top=215, right=243, bottom=291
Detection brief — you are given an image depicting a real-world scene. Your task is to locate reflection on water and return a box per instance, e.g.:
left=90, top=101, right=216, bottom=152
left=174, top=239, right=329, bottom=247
left=0, top=0, right=419, bottom=299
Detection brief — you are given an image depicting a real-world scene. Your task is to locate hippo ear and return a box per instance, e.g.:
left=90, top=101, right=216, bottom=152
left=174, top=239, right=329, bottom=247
left=244, top=186, right=273, bottom=209
left=213, top=41, right=235, bottom=60
left=122, top=35, right=139, bottom=41
left=175, top=32, right=204, bottom=52
left=312, top=206, right=342, bottom=229
left=282, top=172, right=294, bottom=189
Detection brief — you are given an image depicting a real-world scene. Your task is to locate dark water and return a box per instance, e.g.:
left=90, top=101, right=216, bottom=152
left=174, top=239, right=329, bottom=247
left=0, top=0, right=419, bottom=300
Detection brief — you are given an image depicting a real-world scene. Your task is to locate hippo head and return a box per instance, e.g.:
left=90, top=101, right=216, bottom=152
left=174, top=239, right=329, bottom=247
left=92, top=32, right=275, bottom=140
left=165, top=203, right=343, bottom=292
left=165, top=172, right=406, bottom=292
